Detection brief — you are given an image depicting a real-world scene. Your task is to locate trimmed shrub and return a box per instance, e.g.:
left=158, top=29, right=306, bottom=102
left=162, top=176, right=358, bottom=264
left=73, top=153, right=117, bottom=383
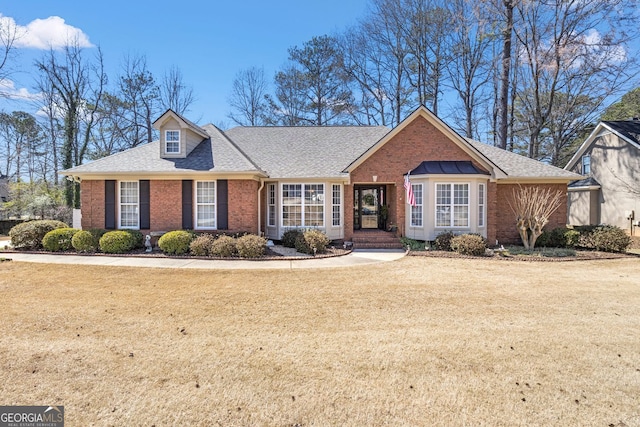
left=190, top=234, right=216, bottom=256
left=9, top=220, right=68, bottom=250
left=42, top=228, right=79, bottom=252
left=72, top=230, right=98, bottom=252
left=578, top=225, right=631, bottom=253
left=158, top=230, right=194, bottom=255
left=537, top=227, right=581, bottom=248
left=433, top=231, right=455, bottom=251
left=294, top=229, right=330, bottom=255
left=450, top=233, right=487, bottom=256
left=210, top=235, right=238, bottom=257
left=236, top=234, right=267, bottom=258
left=99, top=231, right=136, bottom=254
left=123, top=229, right=144, bottom=249
left=281, top=229, right=303, bottom=248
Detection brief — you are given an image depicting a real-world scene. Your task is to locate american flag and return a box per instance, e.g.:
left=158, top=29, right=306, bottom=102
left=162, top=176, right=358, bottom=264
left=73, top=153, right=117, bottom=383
left=404, top=172, right=416, bottom=207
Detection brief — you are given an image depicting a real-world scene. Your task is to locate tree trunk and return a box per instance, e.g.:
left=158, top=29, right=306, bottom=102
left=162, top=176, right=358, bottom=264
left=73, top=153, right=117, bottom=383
left=496, top=0, right=514, bottom=150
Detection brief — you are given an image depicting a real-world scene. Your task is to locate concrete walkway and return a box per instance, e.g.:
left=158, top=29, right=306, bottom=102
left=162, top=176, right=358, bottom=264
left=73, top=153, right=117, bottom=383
left=1, top=249, right=406, bottom=270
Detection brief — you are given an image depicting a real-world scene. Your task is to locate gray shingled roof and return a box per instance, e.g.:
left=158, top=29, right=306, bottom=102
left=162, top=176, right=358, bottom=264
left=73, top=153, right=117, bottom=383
left=225, top=126, right=390, bottom=178
left=63, top=125, right=261, bottom=175
left=466, top=139, right=581, bottom=179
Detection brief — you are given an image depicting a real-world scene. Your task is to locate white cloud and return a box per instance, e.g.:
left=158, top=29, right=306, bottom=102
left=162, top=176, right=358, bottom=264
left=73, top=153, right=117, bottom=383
left=0, top=79, right=42, bottom=101
left=0, top=14, right=93, bottom=50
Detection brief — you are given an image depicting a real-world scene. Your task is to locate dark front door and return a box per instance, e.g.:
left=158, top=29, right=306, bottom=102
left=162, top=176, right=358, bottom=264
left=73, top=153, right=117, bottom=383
left=354, top=185, right=385, bottom=230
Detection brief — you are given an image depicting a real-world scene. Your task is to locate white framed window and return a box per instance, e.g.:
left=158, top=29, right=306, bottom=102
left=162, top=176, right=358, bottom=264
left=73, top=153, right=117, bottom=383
left=332, top=184, right=341, bottom=227
left=410, top=183, right=423, bottom=227
left=195, top=181, right=216, bottom=229
left=267, top=184, right=276, bottom=227
left=582, top=154, right=591, bottom=175
left=119, top=181, right=139, bottom=229
left=281, top=183, right=325, bottom=227
left=478, top=183, right=485, bottom=227
left=436, top=183, right=469, bottom=227
left=165, top=130, right=180, bottom=154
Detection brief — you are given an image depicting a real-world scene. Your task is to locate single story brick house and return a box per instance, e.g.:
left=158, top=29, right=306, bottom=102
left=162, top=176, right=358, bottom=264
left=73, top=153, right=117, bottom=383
left=61, top=106, right=580, bottom=246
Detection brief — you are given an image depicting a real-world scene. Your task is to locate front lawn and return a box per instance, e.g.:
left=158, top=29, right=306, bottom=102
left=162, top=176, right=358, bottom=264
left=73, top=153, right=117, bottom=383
left=1, top=257, right=639, bottom=425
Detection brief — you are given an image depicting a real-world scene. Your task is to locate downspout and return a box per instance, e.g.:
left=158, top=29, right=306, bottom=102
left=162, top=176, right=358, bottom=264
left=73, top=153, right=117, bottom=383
left=257, top=178, right=265, bottom=236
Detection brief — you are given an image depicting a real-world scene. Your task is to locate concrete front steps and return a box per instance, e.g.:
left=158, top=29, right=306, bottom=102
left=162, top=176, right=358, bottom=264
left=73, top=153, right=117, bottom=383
left=351, top=230, right=404, bottom=249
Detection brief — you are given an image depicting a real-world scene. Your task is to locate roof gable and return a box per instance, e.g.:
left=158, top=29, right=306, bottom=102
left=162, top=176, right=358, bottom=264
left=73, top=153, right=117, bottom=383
left=565, top=120, right=640, bottom=170
left=152, top=109, right=209, bottom=139
left=344, top=105, right=504, bottom=178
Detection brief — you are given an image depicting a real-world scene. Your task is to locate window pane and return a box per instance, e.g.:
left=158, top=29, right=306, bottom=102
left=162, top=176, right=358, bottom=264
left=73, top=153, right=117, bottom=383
left=305, top=205, right=323, bottom=227
left=436, top=184, right=450, bottom=204
left=454, top=184, right=468, bottom=204
left=436, top=206, right=450, bottom=227
left=305, top=184, right=324, bottom=205
left=120, top=205, right=138, bottom=227
left=453, top=206, right=469, bottom=227
left=197, top=181, right=215, bottom=203
left=283, top=184, right=302, bottom=205
left=283, top=206, right=302, bottom=227
left=197, top=205, right=215, bottom=228
left=166, top=131, right=179, bottom=141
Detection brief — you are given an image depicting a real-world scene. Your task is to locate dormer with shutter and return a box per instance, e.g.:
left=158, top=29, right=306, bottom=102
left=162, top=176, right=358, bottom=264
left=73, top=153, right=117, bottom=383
left=153, top=109, right=209, bottom=159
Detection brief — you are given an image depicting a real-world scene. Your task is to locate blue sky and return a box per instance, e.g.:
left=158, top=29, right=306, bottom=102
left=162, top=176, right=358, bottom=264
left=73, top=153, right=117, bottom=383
left=0, top=0, right=370, bottom=125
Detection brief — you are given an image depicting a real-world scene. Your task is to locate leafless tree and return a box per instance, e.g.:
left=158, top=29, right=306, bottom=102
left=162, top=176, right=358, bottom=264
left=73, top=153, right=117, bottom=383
left=0, top=16, right=18, bottom=90
left=227, top=66, right=268, bottom=126
left=508, top=185, right=564, bottom=250
left=160, top=65, right=194, bottom=115
left=36, top=41, right=106, bottom=207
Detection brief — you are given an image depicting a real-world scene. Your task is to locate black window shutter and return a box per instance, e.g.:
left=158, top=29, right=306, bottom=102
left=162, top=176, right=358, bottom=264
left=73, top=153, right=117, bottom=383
left=182, top=180, right=193, bottom=229
left=105, top=180, right=116, bottom=229
left=217, top=180, right=228, bottom=230
left=139, top=180, right=150, bottom=229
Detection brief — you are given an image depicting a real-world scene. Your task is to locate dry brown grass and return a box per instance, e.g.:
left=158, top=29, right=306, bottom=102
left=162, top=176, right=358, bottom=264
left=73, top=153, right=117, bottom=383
left=1, top=257, right=639, bottom=426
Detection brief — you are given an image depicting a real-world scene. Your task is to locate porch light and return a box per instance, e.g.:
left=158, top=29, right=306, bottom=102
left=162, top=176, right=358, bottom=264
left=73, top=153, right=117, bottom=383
left=373, top=175, right=378, bottom=182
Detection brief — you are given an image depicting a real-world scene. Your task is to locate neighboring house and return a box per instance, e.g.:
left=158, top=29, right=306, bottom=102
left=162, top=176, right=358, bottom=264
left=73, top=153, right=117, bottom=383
left=61, top=106, right=580, bottom=246
left=564, top=120, right=640, bottom=232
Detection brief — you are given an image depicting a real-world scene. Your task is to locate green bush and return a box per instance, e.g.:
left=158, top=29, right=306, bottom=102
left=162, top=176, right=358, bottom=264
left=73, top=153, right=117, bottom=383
left=210, top=235, right=238, bottom=257
left=400, top=237, right=426, bottom=251
left=450, top=233, right=487, bottom=256
left=281, top=229, right=303, bottom=248
left=99, top=231, right=136, bottom=254
left=189, top=234, right=216, bottom=256
left=536, top=227, right=581, bottom=248
left=294, top=229, right=330, bottom=255
left=72, top=230, right=98, bottom=252
left=578, top=225, right=631, bottom=253
left=42, top=228, right=79, bottom=251
left=9, top=219, right=68, bottom=250
left=236, top=234, right=267, bottom=258
left=434, top=231, right=455, bottom=251
left=158, top=230, right=194, bottom=255
left=123, top=229, right=144, bottom=249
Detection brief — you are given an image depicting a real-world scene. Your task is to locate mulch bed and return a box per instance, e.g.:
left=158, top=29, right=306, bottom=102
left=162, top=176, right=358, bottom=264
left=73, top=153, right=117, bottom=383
left=0, top=245, right=351, bottom=262
left=408, top=249, right=638, bottom=262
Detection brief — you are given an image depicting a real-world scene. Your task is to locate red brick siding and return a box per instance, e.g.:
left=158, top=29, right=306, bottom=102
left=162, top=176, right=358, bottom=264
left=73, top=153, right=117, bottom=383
left=79, top=178, right=259, bottom=234
left=80, top=180, right=105, bottom=230
left=228, top=180, right=259, bottom=234
left=346, top=116, right=488, bottom=240
left=149, top=180, right=182, bottom=232
left=495, top=183, right=568, bottom=244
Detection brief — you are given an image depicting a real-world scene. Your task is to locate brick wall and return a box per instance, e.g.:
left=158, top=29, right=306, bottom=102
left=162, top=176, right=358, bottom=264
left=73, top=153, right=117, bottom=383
left=228, top=180, right=259, bottom=234
left=79, top=178, right=260, bottom=234
left=149, top=180, right=182, bottom=232
left=346, top=116, right=487, bottom=240
left=80, top=180, right=105, bottom=230
left=495, top=183, right=569, bottom=245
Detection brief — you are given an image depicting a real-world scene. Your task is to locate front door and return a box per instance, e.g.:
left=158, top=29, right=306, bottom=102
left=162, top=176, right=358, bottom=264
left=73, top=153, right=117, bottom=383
left=354, top=186, right=385, bottom=230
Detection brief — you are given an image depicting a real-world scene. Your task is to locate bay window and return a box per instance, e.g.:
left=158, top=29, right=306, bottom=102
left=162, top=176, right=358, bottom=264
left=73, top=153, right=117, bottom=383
left=436, top=183, right=469, bottom=227
left=282, top=183, right=324, bottom=227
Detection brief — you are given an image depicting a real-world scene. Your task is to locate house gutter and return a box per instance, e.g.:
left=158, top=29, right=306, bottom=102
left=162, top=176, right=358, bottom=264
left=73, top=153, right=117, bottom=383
left=257, top=179, right=265, bottom=236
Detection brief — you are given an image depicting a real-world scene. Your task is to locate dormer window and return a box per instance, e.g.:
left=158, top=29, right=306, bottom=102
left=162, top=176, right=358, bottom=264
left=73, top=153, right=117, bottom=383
left=165, top=130, right=180, bottom=154
left=582, top=154, right=591, bottom=175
